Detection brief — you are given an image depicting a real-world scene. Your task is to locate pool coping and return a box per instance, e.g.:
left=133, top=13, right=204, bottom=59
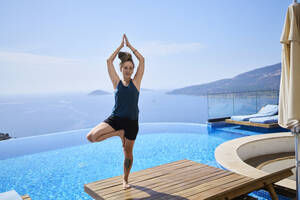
left=215, top=132, right=296, bottom=190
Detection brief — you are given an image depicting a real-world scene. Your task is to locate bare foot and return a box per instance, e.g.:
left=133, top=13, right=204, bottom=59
left=123, top=180, right=131, bottom=190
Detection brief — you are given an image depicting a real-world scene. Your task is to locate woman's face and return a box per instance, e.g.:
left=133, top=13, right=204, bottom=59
left=121, top=61, right=134, bottom=78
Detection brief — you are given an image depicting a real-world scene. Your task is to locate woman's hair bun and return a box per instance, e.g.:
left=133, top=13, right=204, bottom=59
left=118, top=51, right=132, bottom=63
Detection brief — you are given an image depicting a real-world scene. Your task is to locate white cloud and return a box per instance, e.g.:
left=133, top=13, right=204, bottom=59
left=139, top=41, right=205, bottom=56
left=0, top=51, right=82, bottom=65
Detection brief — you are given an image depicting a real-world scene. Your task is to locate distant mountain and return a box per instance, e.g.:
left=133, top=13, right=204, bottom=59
left=89, top=88, right=154, bottom=95
left=141, top=88, right=154, bottom=92
left=88, top=90, right=111, bottom=96
left=0, top=133, right=12, bottom=141
left=168, top=63, right=281, bottom=96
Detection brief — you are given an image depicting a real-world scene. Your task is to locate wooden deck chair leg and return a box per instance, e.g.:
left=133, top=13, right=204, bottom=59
left=265, top=184, right=278, bottom=200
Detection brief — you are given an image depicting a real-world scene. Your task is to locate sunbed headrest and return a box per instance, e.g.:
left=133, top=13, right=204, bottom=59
left=258, top=104, right=278, bottom=115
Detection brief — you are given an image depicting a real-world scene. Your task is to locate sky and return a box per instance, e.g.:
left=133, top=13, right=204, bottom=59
left=0, top=0, right=294, bottom=95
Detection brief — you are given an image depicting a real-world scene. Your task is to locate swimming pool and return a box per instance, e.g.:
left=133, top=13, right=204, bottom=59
left=0, top=123, right=285, bottom=199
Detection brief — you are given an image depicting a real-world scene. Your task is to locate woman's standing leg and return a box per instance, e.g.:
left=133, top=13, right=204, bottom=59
left=122, top=138, right=135, bottom=189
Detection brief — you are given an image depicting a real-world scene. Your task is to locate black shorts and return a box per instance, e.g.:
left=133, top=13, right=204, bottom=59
left=104, top=115, right=139, bottom=140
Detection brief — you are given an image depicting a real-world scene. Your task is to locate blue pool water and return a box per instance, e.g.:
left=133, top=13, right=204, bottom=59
left=0, top=123, right=290, bottom=200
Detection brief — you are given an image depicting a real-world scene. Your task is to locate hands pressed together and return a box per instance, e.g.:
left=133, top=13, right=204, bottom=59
left=120, top=34, right=133, bottom=50
left=114, top=33, right=142, bottom=62
left=108, top=33, right=142, bottom=63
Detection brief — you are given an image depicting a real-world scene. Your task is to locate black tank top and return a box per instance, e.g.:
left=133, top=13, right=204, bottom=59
left=111, top=79, right=139, bottom=120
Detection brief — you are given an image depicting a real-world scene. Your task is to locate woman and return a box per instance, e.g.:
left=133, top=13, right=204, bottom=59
left=86, top=34, right=145, bottom=190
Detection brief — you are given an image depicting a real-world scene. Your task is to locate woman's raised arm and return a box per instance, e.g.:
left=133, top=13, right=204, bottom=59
left=106, top=35, right=124, bottom=89
left=124, top=34, right=145, bottom=86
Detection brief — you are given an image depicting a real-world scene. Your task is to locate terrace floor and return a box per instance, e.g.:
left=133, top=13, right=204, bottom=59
left=84, top=159, right=257, bottom=200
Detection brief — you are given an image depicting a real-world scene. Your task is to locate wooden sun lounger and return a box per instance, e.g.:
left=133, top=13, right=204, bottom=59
left=84, top=159, right=294, bottom=200
left=21, top=194, right=31, bottom=200
left=225, top=119, right=279, bottom=128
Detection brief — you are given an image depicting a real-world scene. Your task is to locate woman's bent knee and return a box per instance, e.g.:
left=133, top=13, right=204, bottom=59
left=86, top=122, right=116, bottom=143
left=86, top=128, right=99, bottom=142
left=86, top=132, right=95, bottom=142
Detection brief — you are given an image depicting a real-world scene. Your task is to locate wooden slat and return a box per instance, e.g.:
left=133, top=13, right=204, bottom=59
left=86, top=159, right=191, bottom=188
left=202, top=166, right=294, bottom=200
left=85, top=159, right=198, bottom=194
left=85, top=160, right=236, bottom=200
left=225, top=119, right=279, bottom=128
left=86, top=159, right=201, bottom=191
left=153, top=171, right=235, bottom=200
left=103, top=165, right=230, bottom=199
left=99, top=164, right=211, bottom=196
left=86, top=160, right=212, bottom=199
left=173, top=174, right=252, bottom=199
left=105, top=170, right=228, bottom=199
left=91, top=160, right=209, bottom=186
left=188, top=177, right=254, bottom=200
left=84, top=160, right=197, bottom=199
left=153, top=173, right=247, bottom=200
left=84, top=159, right=293, bottom=200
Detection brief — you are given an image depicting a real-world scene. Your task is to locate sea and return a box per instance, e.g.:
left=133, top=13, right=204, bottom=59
left=0, top=91, right=209, bottom=138
left=0, top=90, right=278, bottom=138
